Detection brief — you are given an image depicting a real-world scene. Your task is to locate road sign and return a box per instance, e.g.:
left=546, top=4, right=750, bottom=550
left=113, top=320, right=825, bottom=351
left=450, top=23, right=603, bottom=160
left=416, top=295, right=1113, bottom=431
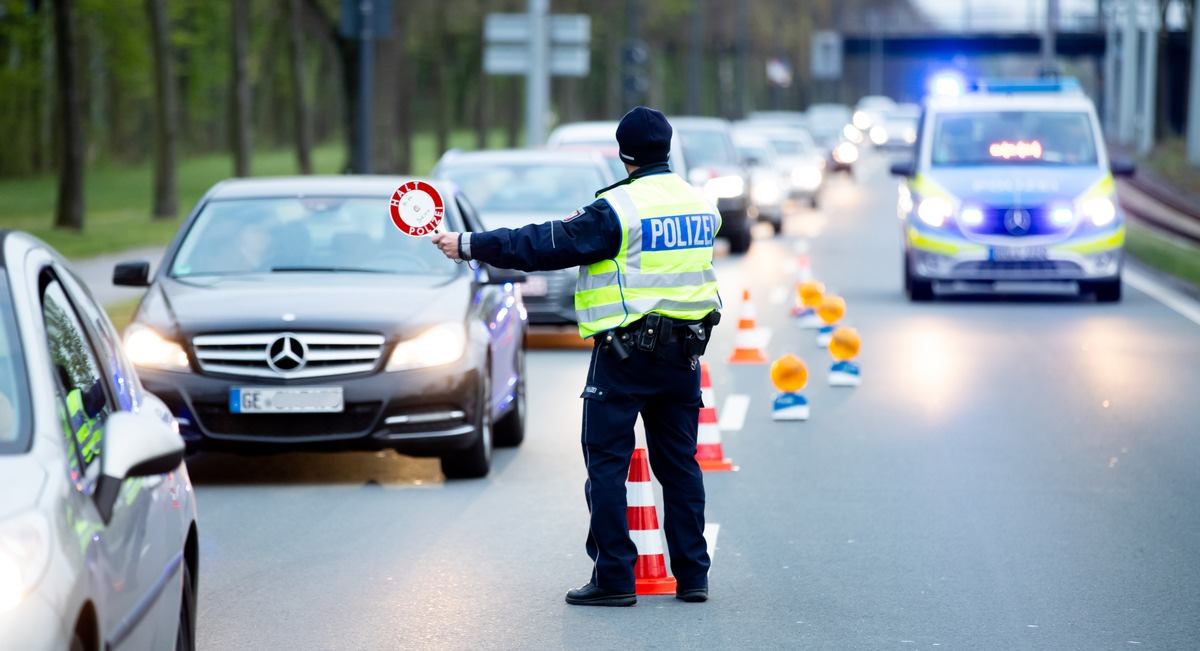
left=483, top=12, right=591, bottom=78
left=389, top=181, right=444, bottom=236
left=811, top=31, right=843, bottom=80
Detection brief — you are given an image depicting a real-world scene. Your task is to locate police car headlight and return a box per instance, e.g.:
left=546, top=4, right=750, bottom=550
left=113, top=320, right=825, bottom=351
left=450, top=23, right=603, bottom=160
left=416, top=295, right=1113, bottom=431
left=387, top=323, right=466, bottom=371
left=0, top=511, right=51, bottom=614
left=917, top=198, right=953, bottom=227
left=124, top=323, right=190, bottom=370
left=703, top=175, right=745, bottom=201
left=1082, top=197, right=1116, bottom=226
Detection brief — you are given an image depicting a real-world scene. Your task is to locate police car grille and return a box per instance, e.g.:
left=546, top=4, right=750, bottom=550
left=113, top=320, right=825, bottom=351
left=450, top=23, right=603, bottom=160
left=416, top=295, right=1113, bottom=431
left=193, top=401, right=382, bottom=439
left=954, top=260, right=1083, bottom=278
left=192, top=332, right=385, bottom=379
left=967, top=208, right=1070, bottom=236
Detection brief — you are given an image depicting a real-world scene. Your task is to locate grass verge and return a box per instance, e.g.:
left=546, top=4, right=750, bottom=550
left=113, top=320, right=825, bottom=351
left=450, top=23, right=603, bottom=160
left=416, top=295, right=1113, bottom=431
left=1125, top=222, right=1200, bottom=292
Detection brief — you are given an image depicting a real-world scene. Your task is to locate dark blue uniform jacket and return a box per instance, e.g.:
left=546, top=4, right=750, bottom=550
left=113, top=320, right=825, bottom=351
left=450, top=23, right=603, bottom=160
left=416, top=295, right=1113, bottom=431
left=459, top=163, right=674, bottom=271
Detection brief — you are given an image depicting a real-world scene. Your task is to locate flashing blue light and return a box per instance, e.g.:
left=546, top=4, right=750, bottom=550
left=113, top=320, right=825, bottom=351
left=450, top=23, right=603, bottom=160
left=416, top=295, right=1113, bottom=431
left=931, top=73, right=964, bottom=97
left=973, top=77, right=1081, bottom=94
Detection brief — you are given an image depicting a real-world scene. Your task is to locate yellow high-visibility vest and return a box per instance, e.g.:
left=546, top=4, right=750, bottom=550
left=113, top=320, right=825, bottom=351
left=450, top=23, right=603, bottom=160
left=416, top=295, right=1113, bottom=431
left=575, top=173, right=722, bottom=338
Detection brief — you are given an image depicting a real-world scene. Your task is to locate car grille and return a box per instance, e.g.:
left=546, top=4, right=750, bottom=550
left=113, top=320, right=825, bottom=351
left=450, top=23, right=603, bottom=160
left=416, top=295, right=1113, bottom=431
left=192, top=332, right=385, bottom=379
left=192, top=400, right=382, bottom=439
left=953, top=260, right=1083, bottom=278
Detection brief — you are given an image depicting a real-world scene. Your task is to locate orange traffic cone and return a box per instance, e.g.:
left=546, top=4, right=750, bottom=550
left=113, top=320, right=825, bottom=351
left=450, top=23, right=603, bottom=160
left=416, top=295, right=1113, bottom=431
left=696, top=405, right=735, bottom=471
left=627, top=448, right=677, bottom=595
left=727, top=289, right=768, bottom=364
left=699, top=361, right=717, bottom=408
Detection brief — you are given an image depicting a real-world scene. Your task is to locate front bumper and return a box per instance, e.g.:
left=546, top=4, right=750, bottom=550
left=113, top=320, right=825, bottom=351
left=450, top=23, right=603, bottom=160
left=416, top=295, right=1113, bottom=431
left=137, top=355, right=484, bottom=455
left=906, top=224, right=1124, bottom=283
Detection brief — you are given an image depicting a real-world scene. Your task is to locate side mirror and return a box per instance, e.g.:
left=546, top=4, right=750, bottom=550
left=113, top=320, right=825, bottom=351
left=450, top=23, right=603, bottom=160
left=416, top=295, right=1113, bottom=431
left=483, top=264, right=528, bottom=285
left=95, top=410, right=184, bottom=522
left=1110, top=158, right=1136, bottom=177
left=113, top=261, right=151, bottom=287
left=742, top=157, right=762, bottom=168
left=890, top=160, right=916, bottom=177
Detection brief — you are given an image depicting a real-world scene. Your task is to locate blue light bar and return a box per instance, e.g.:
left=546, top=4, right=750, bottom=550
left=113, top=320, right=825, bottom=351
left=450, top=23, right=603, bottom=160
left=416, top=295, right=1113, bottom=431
left=972, top=77, right=1081, bottom=94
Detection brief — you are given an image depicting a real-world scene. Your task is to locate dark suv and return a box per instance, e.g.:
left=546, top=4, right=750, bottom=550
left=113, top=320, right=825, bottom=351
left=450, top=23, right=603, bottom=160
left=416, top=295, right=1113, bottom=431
left=670, top=117, right=755, bottom=253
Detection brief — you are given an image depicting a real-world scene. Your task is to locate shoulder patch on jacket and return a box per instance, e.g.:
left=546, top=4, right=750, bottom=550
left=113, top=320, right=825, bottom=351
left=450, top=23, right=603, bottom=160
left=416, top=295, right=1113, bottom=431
left=564, top=206, right=585, bottom=222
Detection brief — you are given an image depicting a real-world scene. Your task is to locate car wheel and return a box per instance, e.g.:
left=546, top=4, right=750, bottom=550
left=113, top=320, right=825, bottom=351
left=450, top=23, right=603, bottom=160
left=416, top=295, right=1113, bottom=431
left=1089, top=279, right=1122, bottom=303
left=494, top=343, right=526, bottom=447
left=809, top=194, right=819, bottom=209
left=905, top=255, right=933, bottom=302
left=440, top=370, right=493, bottom=479
left=176, top=562, right=197, bottom=651
left=770, top=217, right=783, bottom=235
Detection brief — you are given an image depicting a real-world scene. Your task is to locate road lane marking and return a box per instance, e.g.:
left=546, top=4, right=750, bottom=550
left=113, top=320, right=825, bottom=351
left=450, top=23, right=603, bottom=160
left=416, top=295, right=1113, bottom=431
left=1125, top=267, right=1200, bottom=327
left=719, top=395, right=750, bottom=431
left=703, top=523, right=720, bottom=562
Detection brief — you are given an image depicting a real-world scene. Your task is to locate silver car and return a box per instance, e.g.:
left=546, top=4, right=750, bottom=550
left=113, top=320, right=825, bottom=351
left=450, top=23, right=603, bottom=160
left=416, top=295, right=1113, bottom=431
left=432, top=149, right=617, bottom=326
left=0, top=230, right=197, bottom=650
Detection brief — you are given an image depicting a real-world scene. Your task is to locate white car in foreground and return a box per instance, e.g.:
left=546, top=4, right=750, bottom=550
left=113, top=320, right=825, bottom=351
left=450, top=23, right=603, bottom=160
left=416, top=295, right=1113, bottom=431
left=0, top=230, right=198, bottom=650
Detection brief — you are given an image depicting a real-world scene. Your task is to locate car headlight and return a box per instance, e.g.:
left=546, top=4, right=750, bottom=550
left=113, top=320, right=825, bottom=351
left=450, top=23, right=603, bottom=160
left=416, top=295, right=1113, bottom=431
left=917, top=198, right=953, bottom=227
left=386, top=323, right=467, bottom=371
left=703, top=175, right=745, bottom=201
left=833, top=142, right=859, bottom=164
left=852, top=111, right=871, bottom=130
left=842, top=124, right=863, bottom=144
left=959, top=207, right=984, bottom=225
left=791, top=167, right=823, bottom=190
left=0, top=512, right=51, bottom=614
left=124, top=323, right=190, bottom=371
left=752, top=179, right=781, bottom=205
left=869, top=126, right=889, bottom=145
left=1081, top=197, right=1116, bottom=226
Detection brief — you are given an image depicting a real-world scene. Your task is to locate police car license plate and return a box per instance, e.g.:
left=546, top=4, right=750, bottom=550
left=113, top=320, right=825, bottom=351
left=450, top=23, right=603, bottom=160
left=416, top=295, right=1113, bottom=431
left=520, top=275, right=548, bottom=297
left=230, top=387, right=344, bottom=414
left=990, top=246, right=1047, bottom=261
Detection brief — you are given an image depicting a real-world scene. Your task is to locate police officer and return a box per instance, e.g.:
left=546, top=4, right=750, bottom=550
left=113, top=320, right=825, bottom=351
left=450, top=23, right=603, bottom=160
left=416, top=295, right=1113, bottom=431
left=432, top=107, right=722, bottom=607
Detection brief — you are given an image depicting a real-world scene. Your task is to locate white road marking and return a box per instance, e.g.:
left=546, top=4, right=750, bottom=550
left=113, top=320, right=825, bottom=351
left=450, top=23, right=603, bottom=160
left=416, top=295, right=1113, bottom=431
left=1125, top=267, right=1200, bottom=328
left=703, top=523, right=720, bottom=562
left=719, top=394, right=750, bottom=431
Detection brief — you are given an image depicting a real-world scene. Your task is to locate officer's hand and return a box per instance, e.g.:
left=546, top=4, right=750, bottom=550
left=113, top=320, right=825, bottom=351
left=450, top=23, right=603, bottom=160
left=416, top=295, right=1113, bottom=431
left=430, top=232, right=461, bottom=261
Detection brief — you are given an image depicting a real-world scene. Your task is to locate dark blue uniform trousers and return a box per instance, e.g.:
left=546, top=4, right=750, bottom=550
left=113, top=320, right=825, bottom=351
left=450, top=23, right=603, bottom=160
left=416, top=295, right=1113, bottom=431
left=580, top=335, right=711, bottom=594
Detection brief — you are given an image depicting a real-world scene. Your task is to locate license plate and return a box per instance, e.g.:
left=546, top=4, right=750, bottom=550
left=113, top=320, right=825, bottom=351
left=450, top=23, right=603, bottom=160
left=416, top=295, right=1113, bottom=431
left=230, top=387, right=344, bottom=414
left=990, top=246, right=1047, bottom=261
left=520, top=274, right=549, bottom=297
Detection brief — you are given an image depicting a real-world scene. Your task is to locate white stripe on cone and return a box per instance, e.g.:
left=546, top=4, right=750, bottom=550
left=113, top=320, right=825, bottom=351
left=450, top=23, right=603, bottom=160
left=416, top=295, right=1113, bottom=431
left=626, top=480, right=655, bottom=508
left=697, top=407, right=721, bottom=444
left=630, top=528, right=665, bottom=555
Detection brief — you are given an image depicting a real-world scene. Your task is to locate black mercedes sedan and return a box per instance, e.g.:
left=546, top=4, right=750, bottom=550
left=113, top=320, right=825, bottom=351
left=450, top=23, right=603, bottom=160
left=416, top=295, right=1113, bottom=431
left=114, top=176, right=528, bottom=479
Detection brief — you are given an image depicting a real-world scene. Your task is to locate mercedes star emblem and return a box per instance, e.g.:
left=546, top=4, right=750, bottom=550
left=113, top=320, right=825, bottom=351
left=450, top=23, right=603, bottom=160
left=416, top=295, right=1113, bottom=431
left=1004, top=208, right=1032, bottom=235
left=267, top=334, right=307, bottom=372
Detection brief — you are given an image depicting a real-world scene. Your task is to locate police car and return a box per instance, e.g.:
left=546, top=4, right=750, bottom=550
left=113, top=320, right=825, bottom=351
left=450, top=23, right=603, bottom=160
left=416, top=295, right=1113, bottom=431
left=891, top=78, right=1134, bottom=302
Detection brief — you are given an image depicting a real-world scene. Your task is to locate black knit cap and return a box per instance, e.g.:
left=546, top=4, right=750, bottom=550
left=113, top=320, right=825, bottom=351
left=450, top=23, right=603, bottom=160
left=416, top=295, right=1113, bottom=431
left=615, top=106, right=672, bottom=167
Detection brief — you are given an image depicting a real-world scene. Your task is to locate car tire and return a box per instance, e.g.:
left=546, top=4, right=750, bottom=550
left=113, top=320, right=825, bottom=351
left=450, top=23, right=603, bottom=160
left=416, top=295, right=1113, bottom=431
left=905, top=255, right=934, bottom=302
left=770, top=217, right=783, bottom=235
left=70, top=632, right=86, bottom=651
left=493, top=344, right=526, bottom=447
left=176, top=562, right=198, bottom=651
left=1089, top=279, right=1122, bottom=303
left=440, top=371, right=493, bottom=479
left=809, top=194, right=819, bottom=209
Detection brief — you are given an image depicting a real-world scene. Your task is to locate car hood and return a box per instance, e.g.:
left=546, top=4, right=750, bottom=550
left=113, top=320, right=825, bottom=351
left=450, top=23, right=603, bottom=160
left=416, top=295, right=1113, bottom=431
left=0, top=459, right=46, bottom=520
left=920, top=167, right=1109, bottom=207
left=146, top=272, right=471, bottom=336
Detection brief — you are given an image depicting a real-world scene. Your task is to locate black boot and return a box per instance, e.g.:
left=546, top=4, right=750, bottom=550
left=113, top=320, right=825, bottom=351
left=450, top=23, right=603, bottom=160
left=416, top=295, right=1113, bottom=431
left=565, top=582, right=637, bottom=607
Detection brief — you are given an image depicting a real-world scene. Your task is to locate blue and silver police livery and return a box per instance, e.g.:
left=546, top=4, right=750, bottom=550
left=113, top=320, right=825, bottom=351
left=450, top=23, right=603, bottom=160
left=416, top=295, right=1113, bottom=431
left=892, top=78, right=1133, bottom=302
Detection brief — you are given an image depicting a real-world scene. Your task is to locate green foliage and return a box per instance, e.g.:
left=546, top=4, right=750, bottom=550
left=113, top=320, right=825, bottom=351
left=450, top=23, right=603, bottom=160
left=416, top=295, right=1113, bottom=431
left=1126, top=222, right=1200, bottom=292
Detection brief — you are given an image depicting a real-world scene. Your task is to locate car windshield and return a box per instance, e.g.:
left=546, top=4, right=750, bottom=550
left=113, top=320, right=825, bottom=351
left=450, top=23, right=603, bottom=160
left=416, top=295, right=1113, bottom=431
left=171, top=197, right=456, bottom=277
left=0, top=271, right=31, bottom=454
left=438, top=162, right=606, bottom=216
left=931, top=111, right=1098, bottom=166
left=764, top=134, right=815, bottom=156
left=680, top=129, right=735, bottom=167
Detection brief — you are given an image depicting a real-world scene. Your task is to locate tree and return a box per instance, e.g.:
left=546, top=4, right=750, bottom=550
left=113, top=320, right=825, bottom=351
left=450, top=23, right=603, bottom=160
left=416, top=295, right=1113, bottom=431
left=53, top=0, right=85, bottom=231
left=146, top=0, right=179, bottom=218
left=286, top=0, right=314, bottom=174
left=231, top=0, right=252, bottom=176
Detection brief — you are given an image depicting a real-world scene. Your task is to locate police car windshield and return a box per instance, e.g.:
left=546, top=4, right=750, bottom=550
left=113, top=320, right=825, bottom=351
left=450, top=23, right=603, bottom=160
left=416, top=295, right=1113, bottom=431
left=0, top=272, right=31, bottom=454
left=931, top=111, right=1098, bottom=167
left=438, top=163, right=606, bottom=216
left=171, top=197, right=456, bottom=277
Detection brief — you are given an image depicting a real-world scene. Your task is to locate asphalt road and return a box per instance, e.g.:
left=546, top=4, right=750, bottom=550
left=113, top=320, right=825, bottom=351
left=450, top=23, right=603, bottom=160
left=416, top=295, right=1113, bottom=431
left=90, top=152, right=1200, bottom=650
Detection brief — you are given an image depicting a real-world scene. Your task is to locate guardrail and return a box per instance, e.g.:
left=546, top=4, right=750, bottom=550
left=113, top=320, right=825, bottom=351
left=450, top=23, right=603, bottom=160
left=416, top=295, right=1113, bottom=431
left=1118, top=175, right=1200, bottom=246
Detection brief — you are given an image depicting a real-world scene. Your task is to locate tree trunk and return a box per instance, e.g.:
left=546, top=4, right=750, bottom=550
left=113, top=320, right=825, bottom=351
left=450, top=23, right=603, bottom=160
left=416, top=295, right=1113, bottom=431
left=147, top=0, right=179, bottom=219
left=53, top=0, right=84, bottom=231
left=231, top=0, right=252, bottom=176
left=287, top=0, right=314, bottom=174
